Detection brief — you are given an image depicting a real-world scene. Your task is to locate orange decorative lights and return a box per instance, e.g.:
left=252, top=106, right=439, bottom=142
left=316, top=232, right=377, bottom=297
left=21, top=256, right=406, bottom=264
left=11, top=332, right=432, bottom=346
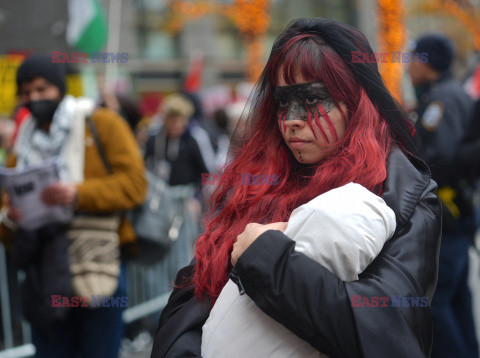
left=166, top=0, right=271, bottom=82
left=421, top=0, right=480, bottom=52
left=166, top=1, right=213, bottom=33
left=377, top=0, right=407, bottom=103
left=222, top=0, right=270, bottom=81
left=222, top=0, right=270, bottom=38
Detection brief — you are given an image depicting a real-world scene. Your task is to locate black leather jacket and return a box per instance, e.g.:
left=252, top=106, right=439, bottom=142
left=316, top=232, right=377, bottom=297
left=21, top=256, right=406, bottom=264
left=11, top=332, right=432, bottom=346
left=151, top=146, right=442, bottom=358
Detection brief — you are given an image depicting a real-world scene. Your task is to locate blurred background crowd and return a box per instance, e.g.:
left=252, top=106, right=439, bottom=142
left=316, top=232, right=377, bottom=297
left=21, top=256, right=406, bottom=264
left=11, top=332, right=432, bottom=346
left=0, top=0, right=480, bottom=357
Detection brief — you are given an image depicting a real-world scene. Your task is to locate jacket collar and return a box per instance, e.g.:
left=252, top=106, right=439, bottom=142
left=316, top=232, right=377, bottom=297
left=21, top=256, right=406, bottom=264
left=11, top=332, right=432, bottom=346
left=382, top=146, right=432, bottom=228
left=415, top=71, right=453, bottom=105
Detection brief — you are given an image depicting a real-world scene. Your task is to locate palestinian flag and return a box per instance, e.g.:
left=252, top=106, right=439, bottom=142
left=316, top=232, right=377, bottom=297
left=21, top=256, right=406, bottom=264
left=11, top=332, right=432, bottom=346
left=66, top=0, right=108, bottom=53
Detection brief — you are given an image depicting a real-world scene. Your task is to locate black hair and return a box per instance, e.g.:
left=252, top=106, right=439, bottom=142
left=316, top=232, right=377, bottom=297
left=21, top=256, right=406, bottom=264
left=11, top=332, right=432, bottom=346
left=272, top=18, right=422, bottom=158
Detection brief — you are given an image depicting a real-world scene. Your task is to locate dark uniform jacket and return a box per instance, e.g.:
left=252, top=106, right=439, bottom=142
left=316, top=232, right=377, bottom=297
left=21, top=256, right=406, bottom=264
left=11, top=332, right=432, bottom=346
left=456, top=98, right=480, bottom=180
left=150, top=146, right=442, bottom=358
left=414, top=72, right=473, bottom=188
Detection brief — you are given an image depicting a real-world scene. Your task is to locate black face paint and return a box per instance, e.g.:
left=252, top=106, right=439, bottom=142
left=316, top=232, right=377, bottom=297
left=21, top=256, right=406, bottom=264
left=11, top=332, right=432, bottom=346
left=274, top=82, right=335, bottom=123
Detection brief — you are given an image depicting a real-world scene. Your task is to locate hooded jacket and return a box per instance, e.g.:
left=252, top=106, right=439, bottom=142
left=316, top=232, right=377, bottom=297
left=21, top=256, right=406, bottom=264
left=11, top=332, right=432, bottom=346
left=150, top=146, right=442, bottom=358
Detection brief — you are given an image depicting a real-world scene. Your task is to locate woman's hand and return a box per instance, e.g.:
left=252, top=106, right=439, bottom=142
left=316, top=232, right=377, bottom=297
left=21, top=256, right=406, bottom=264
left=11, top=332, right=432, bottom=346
left=231, top=222, right=288, bottom=266
left=41, top=182, right=78, bottom=206
left=3, top=193, right=22, bottom=222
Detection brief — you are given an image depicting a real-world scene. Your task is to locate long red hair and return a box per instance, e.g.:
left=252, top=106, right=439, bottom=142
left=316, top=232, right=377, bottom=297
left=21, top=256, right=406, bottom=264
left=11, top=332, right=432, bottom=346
left=193, top=34, right=393, bottom=302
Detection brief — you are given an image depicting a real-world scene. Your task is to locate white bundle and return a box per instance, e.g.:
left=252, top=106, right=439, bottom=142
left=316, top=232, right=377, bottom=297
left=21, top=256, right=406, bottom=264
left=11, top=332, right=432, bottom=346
left=202, top=183, right=397, bottom=358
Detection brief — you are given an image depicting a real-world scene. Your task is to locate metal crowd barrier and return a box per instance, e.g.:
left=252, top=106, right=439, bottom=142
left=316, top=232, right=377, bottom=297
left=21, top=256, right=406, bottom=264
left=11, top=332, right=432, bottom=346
left=123, top=183, right=198, bottom=324
left=0, top=184, right=199, bottom=357
left=0, top=244, right=35, bottom=358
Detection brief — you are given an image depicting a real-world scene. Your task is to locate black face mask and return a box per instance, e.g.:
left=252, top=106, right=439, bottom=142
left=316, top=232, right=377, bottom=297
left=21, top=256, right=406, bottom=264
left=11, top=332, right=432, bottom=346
left=25, top=99, right=60, bottom=126
left=274, top=82, right=336, bottom=122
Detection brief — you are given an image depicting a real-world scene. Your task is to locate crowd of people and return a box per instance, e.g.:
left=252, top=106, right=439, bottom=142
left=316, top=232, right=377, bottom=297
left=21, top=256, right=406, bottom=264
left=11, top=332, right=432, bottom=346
left=0, top=53, right=236, bottom=358
left=0, top=16, right=479, bottom=358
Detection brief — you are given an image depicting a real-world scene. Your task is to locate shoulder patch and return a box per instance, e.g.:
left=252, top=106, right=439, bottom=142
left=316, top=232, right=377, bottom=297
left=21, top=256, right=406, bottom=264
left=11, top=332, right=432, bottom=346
left=421, top=101, right=444, bottom=132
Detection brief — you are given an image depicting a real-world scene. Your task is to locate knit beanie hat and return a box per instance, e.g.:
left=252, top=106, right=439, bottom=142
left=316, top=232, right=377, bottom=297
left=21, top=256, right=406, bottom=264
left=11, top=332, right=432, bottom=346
left=16, top=54, right=66, bottom=96
left=413, top=33, right=455, bottom=73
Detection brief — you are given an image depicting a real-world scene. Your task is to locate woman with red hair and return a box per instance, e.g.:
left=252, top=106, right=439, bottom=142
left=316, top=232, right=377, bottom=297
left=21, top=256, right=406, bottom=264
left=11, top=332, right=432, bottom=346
left=151, top=17, right=441, bottom=358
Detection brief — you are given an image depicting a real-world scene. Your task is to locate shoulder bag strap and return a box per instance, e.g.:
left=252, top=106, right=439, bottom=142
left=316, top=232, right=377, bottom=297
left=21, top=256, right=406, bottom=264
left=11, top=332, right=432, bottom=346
left=86, top=115, right=113, bottom=175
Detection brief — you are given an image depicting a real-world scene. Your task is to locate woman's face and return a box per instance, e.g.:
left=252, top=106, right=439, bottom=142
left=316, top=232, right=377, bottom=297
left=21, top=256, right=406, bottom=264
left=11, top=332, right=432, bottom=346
left=276, top=67, right=347, bottom=164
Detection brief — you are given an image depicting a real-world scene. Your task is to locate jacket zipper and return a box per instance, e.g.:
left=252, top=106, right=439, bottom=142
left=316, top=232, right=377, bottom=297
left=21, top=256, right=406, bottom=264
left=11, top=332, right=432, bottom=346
left=228, top=267, right=246, bottom=295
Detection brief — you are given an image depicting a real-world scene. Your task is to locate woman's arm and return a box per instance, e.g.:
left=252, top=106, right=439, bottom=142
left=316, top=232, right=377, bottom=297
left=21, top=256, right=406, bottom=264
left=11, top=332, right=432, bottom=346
left=151, top=264, right=211, bottom=358
left=76, top=108, right=147, bottom=212
left=231, top=180, right=441, bottom=358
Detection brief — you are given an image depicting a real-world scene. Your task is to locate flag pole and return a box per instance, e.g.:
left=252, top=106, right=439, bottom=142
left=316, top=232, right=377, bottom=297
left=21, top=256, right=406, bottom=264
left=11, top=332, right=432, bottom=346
left=105, top=0, right=122, bottom=91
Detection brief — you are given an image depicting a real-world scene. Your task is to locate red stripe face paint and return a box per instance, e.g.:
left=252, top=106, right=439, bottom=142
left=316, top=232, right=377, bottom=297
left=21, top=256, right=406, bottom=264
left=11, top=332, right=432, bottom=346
left=305, top=109, right=317, bottom=140
left=316, top=103, right=339, bottom=143
left=277, top=107, right=288, bottom=135
left=313, top=107, right=330, bottom=143
left=275, top=81, right=344, bottom=147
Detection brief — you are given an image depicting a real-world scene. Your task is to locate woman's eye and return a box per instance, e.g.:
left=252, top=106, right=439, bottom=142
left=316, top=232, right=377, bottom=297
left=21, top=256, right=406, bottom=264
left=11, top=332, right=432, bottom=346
left=304, top=97, right=319, bottom=105
left=279, top=100, right=289, bottom=108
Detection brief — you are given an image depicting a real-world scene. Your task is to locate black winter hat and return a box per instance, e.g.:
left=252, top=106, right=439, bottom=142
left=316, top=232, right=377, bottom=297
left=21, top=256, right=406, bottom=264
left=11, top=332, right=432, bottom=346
left=16, top=54, right=66, bottom=96
left=413, top=33, right=455, bottom=73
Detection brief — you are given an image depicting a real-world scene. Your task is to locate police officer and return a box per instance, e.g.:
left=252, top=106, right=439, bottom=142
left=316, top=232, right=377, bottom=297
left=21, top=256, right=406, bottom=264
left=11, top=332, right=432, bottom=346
left=408, top=33, right=478, bottom=358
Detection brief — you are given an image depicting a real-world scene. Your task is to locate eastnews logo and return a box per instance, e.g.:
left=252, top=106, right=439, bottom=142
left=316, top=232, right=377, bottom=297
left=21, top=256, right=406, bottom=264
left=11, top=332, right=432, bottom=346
left=351, top=295, right=429, bottom=308
left=51, top=51, right=128, bottom=64
left=51, top=295, right=128, bottom=308
left=351, top=51, right=428, bottom=64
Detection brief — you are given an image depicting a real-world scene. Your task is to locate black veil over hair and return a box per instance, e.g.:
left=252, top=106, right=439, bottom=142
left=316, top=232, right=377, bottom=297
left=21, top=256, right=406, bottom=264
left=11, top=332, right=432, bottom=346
left=228, top=17, right=422, bottom=163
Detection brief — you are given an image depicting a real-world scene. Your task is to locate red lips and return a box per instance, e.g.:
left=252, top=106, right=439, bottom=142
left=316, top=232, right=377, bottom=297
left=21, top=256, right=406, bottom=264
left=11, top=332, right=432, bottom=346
left=288, top=137, right=310, bottom=143
left=288, top=137, right=310, bottom=149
